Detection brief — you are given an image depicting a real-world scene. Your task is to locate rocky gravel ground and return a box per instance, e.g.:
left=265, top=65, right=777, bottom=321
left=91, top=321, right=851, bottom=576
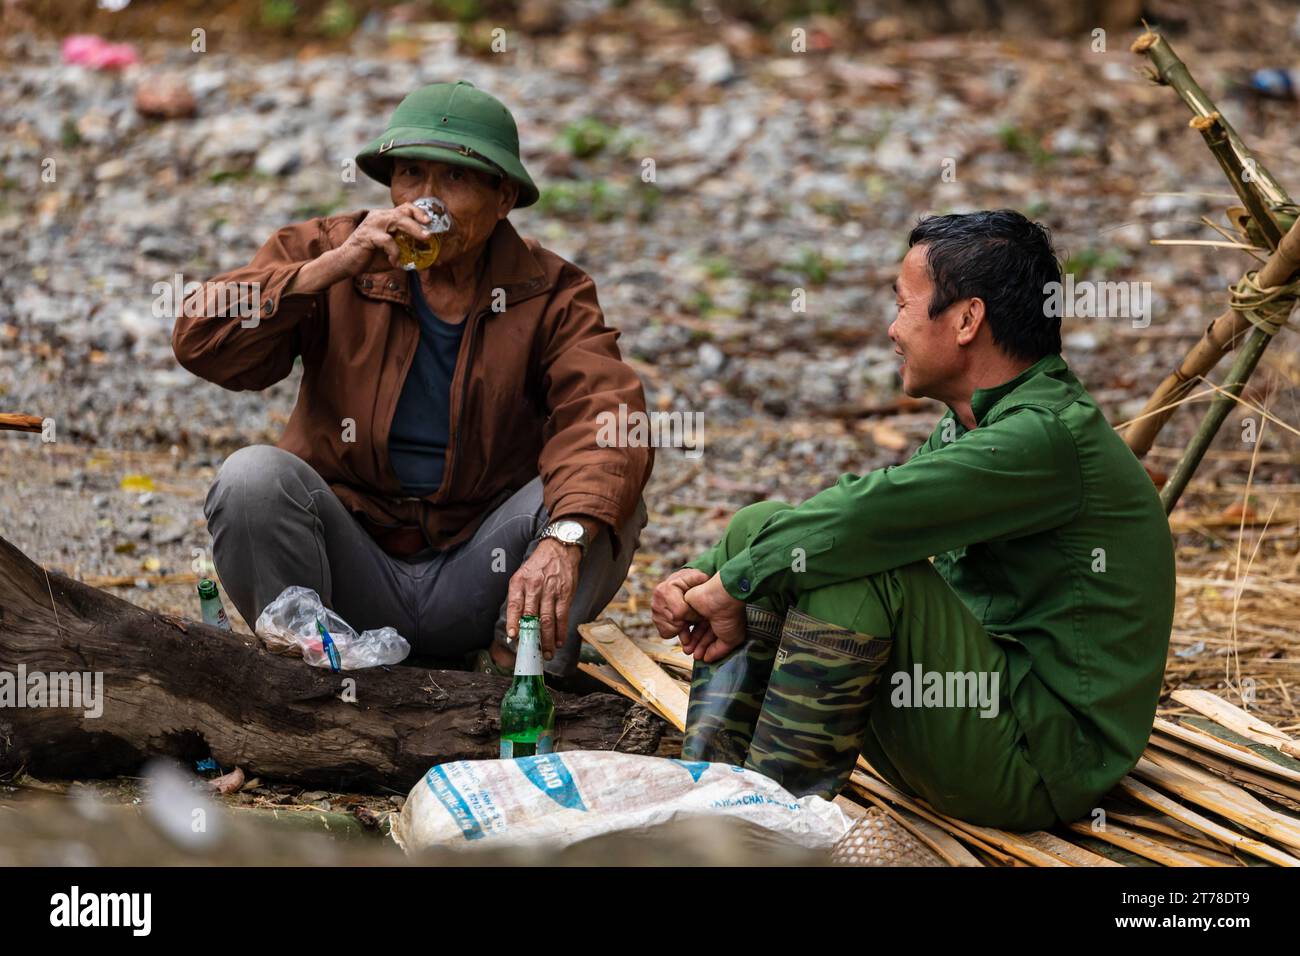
left=2, top=6, right=1299, bottom=718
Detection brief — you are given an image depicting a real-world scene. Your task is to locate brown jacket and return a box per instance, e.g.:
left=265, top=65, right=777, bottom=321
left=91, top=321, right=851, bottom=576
left=173, top=211, right=653, bottom=556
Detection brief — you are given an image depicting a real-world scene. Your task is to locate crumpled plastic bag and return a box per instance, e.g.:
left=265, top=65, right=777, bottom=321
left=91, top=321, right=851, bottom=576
left=61, top=35, right=139, bottom=70
left=254, top=586, right=410, bottom=670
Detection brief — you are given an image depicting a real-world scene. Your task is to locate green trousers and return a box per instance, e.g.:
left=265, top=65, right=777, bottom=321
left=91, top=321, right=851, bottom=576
left=693, top=501, right=1059, bottom=830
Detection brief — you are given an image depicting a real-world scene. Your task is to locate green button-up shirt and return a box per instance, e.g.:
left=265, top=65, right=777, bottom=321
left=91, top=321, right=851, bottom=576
left=697, top=353, right=1175, bottom=820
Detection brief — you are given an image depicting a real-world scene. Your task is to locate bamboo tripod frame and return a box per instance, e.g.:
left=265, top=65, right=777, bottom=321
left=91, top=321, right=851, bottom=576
left=1123, top=30, right=1298, bottom=513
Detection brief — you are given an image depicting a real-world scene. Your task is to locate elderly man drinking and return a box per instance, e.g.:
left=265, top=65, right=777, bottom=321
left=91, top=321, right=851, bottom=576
left=173, top=81, right=651, bottom=678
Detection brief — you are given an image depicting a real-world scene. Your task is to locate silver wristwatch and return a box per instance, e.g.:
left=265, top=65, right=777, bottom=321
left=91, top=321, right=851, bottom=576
left=540, top=519, right=589, bottom=555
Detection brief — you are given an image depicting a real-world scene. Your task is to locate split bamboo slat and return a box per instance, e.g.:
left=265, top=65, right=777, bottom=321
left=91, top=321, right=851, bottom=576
left=576, top=662, right=677, bottom=726
left=1105, top=809, right=1237, bottom=855
left=1064, top=820, right=1225, bottom=867
left=1146, top=733, right=1300, bottom=806
left=1135, top=753, right=1300, bottom=853
left=631, top=637, right=695, bottom=676
left=1171, top=689, right=1300, bottom=760
left=1154, top=717, right=1300, bottom=785
left=1116, top=776, right=1300, bottom=867
left=578, top=619, right=689, bottom=730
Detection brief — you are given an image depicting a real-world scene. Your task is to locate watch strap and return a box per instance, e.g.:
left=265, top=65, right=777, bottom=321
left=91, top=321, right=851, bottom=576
left=541, top=520, right=589, bottom=555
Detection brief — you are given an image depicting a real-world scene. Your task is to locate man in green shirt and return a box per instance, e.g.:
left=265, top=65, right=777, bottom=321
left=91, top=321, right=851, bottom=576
left=651, top=210, right=1175, bottom=829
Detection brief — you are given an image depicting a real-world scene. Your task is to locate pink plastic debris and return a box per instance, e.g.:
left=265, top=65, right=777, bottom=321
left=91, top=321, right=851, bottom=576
left=61, top=34, right=139, bottom=70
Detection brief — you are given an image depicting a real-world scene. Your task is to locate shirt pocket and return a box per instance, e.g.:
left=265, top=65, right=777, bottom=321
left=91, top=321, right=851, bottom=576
left=977, top=555, right=1019, bottom=626
left=947, top=545, right=995, bottom=621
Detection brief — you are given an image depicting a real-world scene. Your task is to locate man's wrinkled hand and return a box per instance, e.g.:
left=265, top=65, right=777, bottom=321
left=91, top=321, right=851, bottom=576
left=682, top=574, right=747, bottom=663
left=651, top=568, right=708, bottom=644
left=505, top=539, right=582, bottom=661
left=337, top=202, right=437, bottom=275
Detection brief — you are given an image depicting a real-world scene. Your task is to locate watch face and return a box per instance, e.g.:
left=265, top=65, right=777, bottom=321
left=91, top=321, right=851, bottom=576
left=554, top=520, right=584, bottom=543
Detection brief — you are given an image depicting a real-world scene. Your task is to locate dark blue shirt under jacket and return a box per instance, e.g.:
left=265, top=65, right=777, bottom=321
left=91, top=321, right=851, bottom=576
left=387, top=272, right=467, bottom=497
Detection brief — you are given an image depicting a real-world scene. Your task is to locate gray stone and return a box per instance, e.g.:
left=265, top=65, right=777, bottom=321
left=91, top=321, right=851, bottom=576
left=254, top=139, right=303, bottom=177
left=697, top=342, right=726, bottom=376
left=152, top=522, right=188, bottom=545
left=195, top=113, right=274, bottom=162
left=1064, top=329, right=1100, bottom=352
left=687, top=44, right=735, bottom=87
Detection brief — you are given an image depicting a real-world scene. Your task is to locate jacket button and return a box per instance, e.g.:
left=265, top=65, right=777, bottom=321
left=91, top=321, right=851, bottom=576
left=362, top=279, right=372, bottom=289
left=386, top=280, right=398, bottom=291
left=738, top=577, right=751, bottom=592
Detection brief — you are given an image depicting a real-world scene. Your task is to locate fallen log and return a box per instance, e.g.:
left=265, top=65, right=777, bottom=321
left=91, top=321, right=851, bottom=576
left=0, top=535, right=662, bottom=792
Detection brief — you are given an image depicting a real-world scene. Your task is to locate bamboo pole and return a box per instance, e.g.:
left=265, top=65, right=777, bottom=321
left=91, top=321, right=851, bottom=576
left=1188, top=113, right=1283, bottom=249
left=629, top=636, right=694, bottom=676
left=1132, top=30, right=1292, bottom=213
left=1178, top=716, right=1300, bottom=773
left=0, top=413, right=43, bottom=433
left=1121, top=30, right=1298, bottom=461
left=1018, top=829, right=1124, bottom=867
left=1160, top=326, right=1275, bottom=512
left=1122, top=216, right=1300, bottom=462
left=228, top=805, right=391, bottom=841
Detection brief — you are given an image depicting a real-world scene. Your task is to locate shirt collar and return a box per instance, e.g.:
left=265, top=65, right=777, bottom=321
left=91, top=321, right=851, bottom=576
left=964, top=352, right=1067, bottom=426
left=479, top=217, right=549, bottom=301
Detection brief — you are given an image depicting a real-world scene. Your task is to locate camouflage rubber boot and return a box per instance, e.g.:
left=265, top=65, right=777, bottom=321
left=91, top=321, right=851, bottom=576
left=744, top=607, right=893, bottom=800
left=681, top=605, right=783, bottom=765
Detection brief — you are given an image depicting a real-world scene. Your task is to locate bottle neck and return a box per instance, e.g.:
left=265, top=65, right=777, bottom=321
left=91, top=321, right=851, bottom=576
left=513, top=630, right=544, bottom=677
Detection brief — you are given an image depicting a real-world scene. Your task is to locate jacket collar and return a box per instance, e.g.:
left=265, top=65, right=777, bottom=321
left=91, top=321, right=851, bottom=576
left=351, top=217, right=551, bottom=313
left=966, top=352, right=1067, bottom=425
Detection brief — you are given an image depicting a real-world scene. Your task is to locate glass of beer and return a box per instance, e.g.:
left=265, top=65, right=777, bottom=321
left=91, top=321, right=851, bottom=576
left=394, top=196, right=453, bottom=270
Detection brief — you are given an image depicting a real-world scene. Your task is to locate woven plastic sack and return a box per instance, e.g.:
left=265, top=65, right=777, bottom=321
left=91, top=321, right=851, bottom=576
left=391, top=751, right=852, bottom=852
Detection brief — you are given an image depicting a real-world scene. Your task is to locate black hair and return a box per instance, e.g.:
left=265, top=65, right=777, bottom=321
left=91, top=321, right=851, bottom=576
left=907, top=209, right=1062, bottom=361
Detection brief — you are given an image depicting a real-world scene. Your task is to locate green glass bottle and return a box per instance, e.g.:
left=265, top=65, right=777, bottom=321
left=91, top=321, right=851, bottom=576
left=499, top=615, right=556, bottom=758
left=197, top=578, right=232, bottom=631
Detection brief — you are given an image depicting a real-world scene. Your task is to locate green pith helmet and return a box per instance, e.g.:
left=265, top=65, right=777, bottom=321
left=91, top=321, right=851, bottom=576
left=355, top=80, right=538, bottom=207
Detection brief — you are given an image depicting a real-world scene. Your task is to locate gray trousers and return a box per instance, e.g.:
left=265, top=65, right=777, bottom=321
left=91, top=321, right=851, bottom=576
left=204, top=445, right=646, bottom=677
